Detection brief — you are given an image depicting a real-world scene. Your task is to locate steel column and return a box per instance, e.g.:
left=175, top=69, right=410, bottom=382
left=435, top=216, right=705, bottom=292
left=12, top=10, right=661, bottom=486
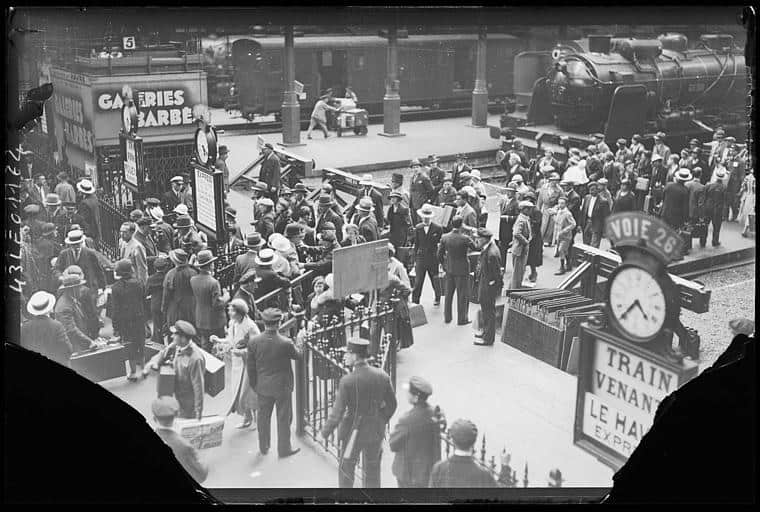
left=280, top=25, right=303, bottom=147
left=380, top=26, right=404, bottom=137
left=471, top=26, right=488, bottom=127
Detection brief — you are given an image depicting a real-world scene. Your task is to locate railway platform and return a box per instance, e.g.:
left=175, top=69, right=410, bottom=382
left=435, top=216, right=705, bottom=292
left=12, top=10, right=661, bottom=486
left=223, top=114, right=503, bottom=180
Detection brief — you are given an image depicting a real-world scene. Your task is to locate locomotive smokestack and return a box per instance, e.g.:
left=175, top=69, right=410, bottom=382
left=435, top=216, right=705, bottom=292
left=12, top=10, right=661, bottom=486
left=589, top=34, right=612, bottom=54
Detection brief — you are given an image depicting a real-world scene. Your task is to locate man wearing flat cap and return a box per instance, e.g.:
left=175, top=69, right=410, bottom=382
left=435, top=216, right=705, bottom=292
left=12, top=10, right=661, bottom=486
left=322, top=337, right=397, bottom=488
left=429, top=419, right=496, bottom=487
left=152, top=396, right=208, bottom=483
left=474, top=228, right=502, bottom=346
left=259, top=143, right=281, bottom=201
left=591, top=133, right=610, bottom=155
left=389, top=376, right=443, bottom=488
left=154, top=320, right=206, bottom=420
left=247, top=308, right=304, bottom=458
left=215, top=145, right=231, bottom=195
left=409, top=159, right=435, bottom=226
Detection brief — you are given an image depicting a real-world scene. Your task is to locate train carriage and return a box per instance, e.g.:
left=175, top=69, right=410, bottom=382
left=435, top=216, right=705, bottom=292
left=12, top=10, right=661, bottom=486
left=226, top=33, right=523, bottom=120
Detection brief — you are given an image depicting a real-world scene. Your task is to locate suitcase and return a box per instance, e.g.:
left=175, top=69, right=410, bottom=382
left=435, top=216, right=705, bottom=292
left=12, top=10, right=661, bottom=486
left=175, top=415, right=225, bottom=450
left=643, top=194, right=653, bottom=214
left=144, top=341, right=165, bottom=362
left=635, top=177, right=650, bottom=192
left=198, top=346, right=225, bottom=397
left=157, top=365, right=176, bottom=397
left=70, top=344, right=128, bottom=383
left=409, top=303, right=427, bottom=328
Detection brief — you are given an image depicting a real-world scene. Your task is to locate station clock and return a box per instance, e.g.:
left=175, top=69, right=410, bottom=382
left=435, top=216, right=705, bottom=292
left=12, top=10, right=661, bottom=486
left=194, top=125, right=218, bottom=167
left=121, top=100, right=138, bottom=135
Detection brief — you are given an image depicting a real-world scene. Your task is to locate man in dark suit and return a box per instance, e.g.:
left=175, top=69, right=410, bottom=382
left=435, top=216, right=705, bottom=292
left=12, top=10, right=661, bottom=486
left=259, top=143, right=281, bottom=201
left=253, top=248, right=292, bottom=310
left=703, top=168, right=727, bottom=247
left=354, top=197, right=379, bottom=242
left=56, top=229, right=106, bottom=295
left=661, top=169, right=692, bottom=230
left=450, top=153, right=471, bottom=191
left=315, top=195, right=344, bottom=244
left=411, top=204, right=443, bottom=306
left=76, top=179, right=101, bottom=242
left=429, top=419, right=497, bottom=488
left=497, top=184, right=519, bottom=266
left=53, top=273, right=98, bottom=352
left=234, top=232, right=265, bottom=283
left=437, top=216, right=477, bottom=325
left=389, top=377, right=443, bottom=488
left=580, top=182, right=610, bottom=248
left=386, top=190, right=412, bottom=252
left=455, top=191, right=478, bottom=236
left=321, top=337, right=397, bottom=488
left=247, top=308, right=303, bottom=458
left=152, top=397, right=208, bottom=483
left=33, top=223, right=61, bottom=293
left=21, top=291, right=73, bottom=367
left=426, top=155, right=445, bottom=198
left=473, top=228, right=502, bottom=346
left=162, top=176, right=194, bottom=215
left=292, top=183, right=315, bottom=225
left=190, top=250, right=230, bottom=352
left=345, top=175, right=386, bottom=229
left=612, top=181, right=637, bottom=213
left=134, top=217, right=159, bottom=273
left=28, top=173, right=50, bottom=206
left=409, top=159, right=435, bottom=226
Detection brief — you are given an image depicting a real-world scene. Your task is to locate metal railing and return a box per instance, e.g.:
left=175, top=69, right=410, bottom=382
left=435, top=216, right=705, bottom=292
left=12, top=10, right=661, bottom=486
left=295, top=300, right=399, bottom=486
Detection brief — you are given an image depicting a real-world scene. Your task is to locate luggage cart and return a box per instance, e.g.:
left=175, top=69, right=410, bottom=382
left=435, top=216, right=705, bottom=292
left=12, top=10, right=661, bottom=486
left=333, top=98, right=368, bottom=137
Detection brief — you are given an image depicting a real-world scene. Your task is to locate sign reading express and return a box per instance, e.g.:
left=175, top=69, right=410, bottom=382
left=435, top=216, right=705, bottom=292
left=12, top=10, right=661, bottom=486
left=124, top=138, right=137, bottom=187
left=194, top=167, right=216, bottom=232
left=98, top=89, right=195, bottom=128
left=54, top=93, right=95, bottom=154
left=581, top=338, right=677, bottom=458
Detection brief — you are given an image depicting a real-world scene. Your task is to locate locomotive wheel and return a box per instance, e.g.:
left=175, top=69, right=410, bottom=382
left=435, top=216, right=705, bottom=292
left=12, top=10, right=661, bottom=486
left=358, top=126, right=368, bottom=136
left=353, top=126, right=362, bottom=135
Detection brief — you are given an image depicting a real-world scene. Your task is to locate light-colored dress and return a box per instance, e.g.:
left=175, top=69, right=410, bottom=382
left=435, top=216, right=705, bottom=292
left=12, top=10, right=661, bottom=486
left=738, top=173, right=755, bottom=231
left=225, top=316, right=261, bottom=417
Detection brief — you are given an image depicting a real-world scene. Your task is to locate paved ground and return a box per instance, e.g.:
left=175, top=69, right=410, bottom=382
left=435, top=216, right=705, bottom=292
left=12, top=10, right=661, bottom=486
left=221, top=115, right=502, bottom=175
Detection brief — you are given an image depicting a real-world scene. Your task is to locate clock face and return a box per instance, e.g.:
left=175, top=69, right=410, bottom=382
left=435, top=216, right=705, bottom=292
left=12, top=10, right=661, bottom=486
left=196, top=129, right=209, bottom=164
left=122, top=105, right=132, bottom=133
left=608, top=266, right=667, bottom=342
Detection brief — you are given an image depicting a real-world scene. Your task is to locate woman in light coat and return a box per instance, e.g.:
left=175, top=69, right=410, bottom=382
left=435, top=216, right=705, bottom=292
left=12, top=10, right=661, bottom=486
left=212, top=298, right=260, bottom=429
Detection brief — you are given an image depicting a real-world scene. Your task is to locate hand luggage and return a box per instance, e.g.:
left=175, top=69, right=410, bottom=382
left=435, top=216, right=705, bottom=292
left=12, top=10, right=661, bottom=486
left=70, top=344, right=127, bottom=382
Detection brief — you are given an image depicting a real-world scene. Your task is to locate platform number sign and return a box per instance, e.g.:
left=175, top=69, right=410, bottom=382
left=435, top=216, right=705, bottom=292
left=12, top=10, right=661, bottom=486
left=122, top=36, right=136, bottom=51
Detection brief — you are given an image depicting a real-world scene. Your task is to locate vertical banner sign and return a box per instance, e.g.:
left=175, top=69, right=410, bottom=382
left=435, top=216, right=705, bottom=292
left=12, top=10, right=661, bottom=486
left=194, top=166, right=217, bottom=232
left=124, top=138, right=137, bottom=187
left=574, top=325, right=698, bottom=470
left=119, top=132, right=143, bottom=193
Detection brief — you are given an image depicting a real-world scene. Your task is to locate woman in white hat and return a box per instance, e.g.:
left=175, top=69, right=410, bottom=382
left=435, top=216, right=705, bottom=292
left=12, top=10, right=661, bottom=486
left=21, top=291, right=73, bottom=367
left=268, top=233, right=300, bottom=278
left=210, top=298, right=261, bottom=429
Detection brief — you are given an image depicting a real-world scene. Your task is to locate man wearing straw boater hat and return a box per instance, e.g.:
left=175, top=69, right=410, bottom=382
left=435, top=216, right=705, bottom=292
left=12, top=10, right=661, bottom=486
left=190, top=250, right=230, bottom=352
left=53, top=272, right=99, bottom=353
left=411, top=203, right=443, bottom=306
left=162, top=248, right=198, bottom=327
left=111, top=259, right=148, bottom=381
left=21, top=291, right=73, bottom=367
left=345, top=174, right=385, bottom=229
left=56, top=229, right=106, bottom=296
left=252, top=249, right=290, bottom=308
left=41, top=192, right=63, bottom=225
left=146, top=201, right=174, bottom=254
left=321, top=337, right=397, bottom=488
left=76, top=178, right=101, bottom=242
left=661, top=168, right=692, bottom=232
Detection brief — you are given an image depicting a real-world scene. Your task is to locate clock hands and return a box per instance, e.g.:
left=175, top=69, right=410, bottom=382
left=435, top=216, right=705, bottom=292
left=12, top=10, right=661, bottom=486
left=620, top=299, right=648, bottom=321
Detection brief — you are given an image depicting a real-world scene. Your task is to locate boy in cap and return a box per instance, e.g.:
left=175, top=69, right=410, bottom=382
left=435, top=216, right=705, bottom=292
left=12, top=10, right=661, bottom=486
left=322, top=337, right=397, bottom=488
left=389, top=376, right=444, bottom=487
left=152, top=396, right=208, bottom=483
left=474, top=227, right=502, bottom=346
left=247, top=308, right=304, bottom=458
left=111, top=259, right=147, bottom=381
left=429, top=419, right=497, bottom=487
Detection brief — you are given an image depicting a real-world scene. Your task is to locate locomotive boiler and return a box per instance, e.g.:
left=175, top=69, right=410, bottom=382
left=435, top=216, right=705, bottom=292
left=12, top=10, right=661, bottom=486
left=495, top=33, right=747, bottom=152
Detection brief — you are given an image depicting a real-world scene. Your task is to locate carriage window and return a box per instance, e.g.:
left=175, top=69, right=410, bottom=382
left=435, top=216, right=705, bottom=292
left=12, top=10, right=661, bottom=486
left=355, top=54, right=365, bottom=70
left=322, top=50, right=332, bottom=67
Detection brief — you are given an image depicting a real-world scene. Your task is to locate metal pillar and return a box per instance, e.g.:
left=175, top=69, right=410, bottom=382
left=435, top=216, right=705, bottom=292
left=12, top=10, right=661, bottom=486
left=280, top=25, right=303, bottom=147
left=470, top=26, right=488, bottom=127
left=379, top=26, right=405, bottom=137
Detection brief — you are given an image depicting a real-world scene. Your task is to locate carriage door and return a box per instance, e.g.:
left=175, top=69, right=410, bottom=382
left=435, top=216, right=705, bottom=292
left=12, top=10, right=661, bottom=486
left=452, top=42, right=475, bottom=93
left=318, top=49, right=348, bottom=97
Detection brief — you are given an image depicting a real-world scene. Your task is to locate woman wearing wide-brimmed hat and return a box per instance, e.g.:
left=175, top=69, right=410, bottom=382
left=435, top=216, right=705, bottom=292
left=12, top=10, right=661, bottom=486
left=211, top=298, right=261, bottom=430
left=111, top=259, right=147, bottom=381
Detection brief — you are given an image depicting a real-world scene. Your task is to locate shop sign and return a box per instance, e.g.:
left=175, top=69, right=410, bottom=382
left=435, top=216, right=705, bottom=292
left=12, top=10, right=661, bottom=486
left=53, top=92, right=95, bottom=155
left=124, top=138, right=137, bottom=187
left=97, top=88, right=196, bottom=128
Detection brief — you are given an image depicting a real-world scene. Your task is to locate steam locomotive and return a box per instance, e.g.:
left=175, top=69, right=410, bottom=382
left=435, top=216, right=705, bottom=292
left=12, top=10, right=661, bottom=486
left=492, top=33, right=747, bottom=154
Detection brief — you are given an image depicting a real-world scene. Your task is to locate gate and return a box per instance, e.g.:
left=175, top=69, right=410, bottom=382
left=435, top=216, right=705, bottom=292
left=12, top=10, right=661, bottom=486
left=295, top=300, right=399, bottom=485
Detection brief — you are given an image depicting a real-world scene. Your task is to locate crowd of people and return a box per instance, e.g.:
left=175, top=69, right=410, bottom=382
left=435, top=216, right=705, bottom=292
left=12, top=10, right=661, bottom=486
left=16, top=126, right=755, bottom=489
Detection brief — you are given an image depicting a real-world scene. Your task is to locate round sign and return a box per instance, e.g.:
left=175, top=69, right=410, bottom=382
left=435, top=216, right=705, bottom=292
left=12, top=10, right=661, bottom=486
left=606, top=257, right=678, bottom=344
left=121, top=101, right=138, bottom=135
left=194, top=127, right=218, bottom=166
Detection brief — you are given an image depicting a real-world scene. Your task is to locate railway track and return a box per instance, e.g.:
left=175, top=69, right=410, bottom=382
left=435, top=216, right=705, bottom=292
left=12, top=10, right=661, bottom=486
left=215, top=104, right=504, bottom=136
